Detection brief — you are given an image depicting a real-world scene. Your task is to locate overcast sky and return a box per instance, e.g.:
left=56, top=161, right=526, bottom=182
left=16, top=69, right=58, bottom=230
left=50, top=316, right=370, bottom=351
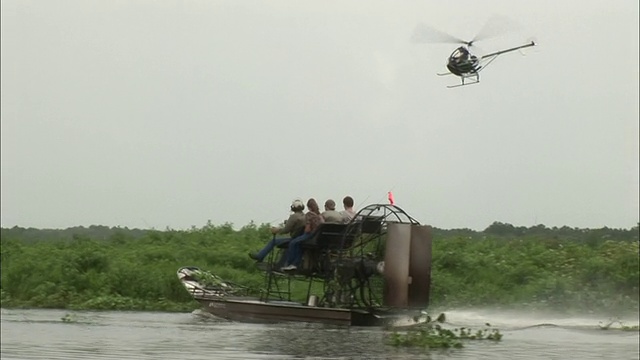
left=1, top=0, right=638, bottom=230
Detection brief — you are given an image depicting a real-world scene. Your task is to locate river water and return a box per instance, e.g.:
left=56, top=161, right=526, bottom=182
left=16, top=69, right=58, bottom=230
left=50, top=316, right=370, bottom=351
left=1, top=308, right=638, bottom=359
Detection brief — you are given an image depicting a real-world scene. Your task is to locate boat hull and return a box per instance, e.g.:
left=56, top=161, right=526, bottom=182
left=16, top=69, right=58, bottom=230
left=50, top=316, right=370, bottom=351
left=178, top=266, right=428, bottom=327
left=194, top=295, right=428, bottom=327
left=196, top=296, right=357, bottom=325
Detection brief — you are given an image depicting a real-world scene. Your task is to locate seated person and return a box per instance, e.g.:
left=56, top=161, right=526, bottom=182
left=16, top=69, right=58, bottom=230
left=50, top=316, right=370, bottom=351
left=248, top=199, right=305, bottom=262
left=281, top=198, right=324, bottom=271
left=339, top=195, right=356, bottom=223
left=321, top=199, right=344, bottom=223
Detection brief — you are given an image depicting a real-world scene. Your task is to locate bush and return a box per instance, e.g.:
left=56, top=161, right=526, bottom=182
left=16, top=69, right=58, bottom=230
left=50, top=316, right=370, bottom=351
left=1, top=223, right=637, bottom=313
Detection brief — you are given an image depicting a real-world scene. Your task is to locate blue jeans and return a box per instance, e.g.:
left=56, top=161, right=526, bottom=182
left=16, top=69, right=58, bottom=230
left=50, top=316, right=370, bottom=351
left=256, top=236, right=291, bottom=261
left=284, top=232, right=313, bottom=266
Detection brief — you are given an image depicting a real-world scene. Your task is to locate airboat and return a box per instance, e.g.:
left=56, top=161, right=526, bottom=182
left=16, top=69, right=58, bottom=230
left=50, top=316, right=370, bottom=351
left=177, top=204, right=433, bottom=327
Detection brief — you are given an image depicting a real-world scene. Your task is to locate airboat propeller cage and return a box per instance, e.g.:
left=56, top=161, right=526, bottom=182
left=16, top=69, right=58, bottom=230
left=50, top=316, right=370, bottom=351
left=383, top=223, right=432, bottom=308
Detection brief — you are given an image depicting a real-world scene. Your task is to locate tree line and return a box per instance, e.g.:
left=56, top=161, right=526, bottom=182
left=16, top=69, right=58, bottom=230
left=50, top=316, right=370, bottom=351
left=2, top=221, right=637, bottom=244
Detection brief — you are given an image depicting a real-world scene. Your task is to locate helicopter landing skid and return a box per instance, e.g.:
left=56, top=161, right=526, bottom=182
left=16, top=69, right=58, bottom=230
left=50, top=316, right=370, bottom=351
left=447, top=79, right=479, bottom=88
left=446, top=72, right=480, bottom=88
left=437, top=70, right=480, bottom=88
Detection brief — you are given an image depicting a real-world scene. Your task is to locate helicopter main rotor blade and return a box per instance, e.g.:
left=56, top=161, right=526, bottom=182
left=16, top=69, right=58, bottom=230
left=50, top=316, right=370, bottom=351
left=411, top=23, right=469, bottom=45
left=469, top=14, right=523, bottom=45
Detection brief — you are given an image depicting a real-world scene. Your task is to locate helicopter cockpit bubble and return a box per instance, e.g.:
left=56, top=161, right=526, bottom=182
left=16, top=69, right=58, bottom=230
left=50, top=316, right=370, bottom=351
left=447, top=46, right=479, bottom=76
left=451, top=46, right=470, bottom=61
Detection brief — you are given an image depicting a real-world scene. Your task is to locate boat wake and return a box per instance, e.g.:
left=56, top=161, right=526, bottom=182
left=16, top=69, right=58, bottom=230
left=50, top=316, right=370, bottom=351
left=432, top=308, right=640, bottom=332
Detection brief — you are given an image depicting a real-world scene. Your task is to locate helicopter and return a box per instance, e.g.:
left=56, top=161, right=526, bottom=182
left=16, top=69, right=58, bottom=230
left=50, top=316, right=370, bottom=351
left=413, top=19, right=537, bottom=88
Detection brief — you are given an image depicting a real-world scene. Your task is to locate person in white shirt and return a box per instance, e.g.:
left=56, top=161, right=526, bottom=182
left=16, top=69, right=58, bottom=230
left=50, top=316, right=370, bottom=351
left=340, top=196, right=356, bottom=223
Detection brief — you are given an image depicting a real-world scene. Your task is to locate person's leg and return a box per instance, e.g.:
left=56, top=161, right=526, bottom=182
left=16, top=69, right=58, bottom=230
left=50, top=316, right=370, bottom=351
left=282, top=233, right=310, bottom=269
left=251, top=237, right=289, bottom=261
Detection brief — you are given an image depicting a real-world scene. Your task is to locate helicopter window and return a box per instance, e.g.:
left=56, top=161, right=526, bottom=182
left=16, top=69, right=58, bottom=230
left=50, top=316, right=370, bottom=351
left=451, top=48, right=469, bottom=60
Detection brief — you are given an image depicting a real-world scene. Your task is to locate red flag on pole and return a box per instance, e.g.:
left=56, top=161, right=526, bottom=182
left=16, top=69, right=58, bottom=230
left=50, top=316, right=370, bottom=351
left=387, top=191, right=395, bottom=205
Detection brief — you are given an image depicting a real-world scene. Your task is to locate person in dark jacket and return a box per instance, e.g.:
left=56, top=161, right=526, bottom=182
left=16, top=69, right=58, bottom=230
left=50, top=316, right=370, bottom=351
left=248, top=199, right=306, bottom=262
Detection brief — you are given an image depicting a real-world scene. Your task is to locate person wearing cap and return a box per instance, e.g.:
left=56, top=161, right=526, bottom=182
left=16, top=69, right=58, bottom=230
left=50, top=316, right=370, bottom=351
left=248, top=199, right=306, bottom=262
left=281, top=198, right=324, bottom=271
left=340, top=196, right=356, bottom=223
left=321, top=199, right=344, bottom=223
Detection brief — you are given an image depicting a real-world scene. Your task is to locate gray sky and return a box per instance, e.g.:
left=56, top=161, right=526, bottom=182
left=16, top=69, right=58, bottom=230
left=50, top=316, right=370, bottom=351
left=1, top=0, right=638, bottom=230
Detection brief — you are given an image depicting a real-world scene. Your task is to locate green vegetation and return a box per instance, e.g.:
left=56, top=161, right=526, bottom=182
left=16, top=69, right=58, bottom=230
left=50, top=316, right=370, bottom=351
left=1, top=222, right=638, bottom=314
left=430, top=235, right=639, bottom=312
left=389, top=324, right=503, bottom=349
left=388, top=313, right=502, bottom=349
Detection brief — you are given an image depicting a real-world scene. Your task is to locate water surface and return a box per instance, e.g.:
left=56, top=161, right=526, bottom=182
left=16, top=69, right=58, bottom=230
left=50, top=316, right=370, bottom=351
left=1, top=308, right=638, bottom=359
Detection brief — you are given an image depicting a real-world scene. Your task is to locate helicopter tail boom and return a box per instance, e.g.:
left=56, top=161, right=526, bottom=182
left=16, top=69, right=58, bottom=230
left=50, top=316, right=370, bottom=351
left=480, top=41, right=536, bottom=59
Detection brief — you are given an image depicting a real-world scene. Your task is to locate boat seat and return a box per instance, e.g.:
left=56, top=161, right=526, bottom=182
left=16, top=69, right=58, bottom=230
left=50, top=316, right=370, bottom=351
left=274, top=216, right=382, bottom=251
left=301, top=223, right=357, bottom=251
left=359, top=216, right=383, bottom=234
